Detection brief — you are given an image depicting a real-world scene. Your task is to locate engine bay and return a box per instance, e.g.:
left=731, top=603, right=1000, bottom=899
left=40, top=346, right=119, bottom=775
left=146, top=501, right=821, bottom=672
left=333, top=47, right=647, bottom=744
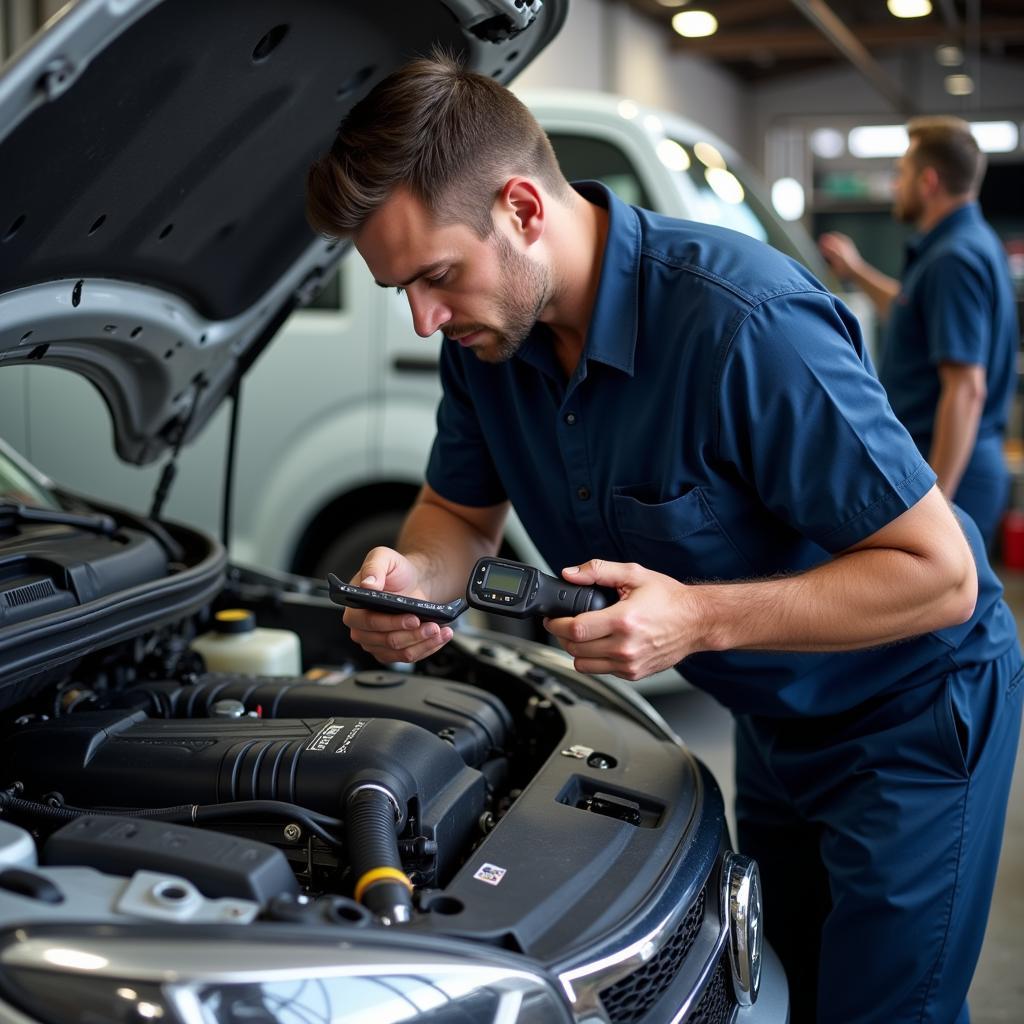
left=0, top=506, right=704, bottom=965
left=1, top=663, right=516, bottom=917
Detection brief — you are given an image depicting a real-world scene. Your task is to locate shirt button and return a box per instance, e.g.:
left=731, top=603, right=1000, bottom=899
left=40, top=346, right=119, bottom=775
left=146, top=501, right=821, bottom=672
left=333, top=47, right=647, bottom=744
left=577, top=486, right=591, bottom=501
left=565, top=412, right=577, bottom=425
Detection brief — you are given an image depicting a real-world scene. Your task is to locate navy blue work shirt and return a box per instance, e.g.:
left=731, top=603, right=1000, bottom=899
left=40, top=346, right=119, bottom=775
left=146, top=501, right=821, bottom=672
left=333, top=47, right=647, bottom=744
left=881, top=203, right=1018, bottom=457
left=426, top=183, right=1016, bottom=718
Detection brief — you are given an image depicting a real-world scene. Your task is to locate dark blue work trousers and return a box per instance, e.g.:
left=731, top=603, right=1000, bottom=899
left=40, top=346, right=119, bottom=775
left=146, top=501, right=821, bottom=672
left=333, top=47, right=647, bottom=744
left=951, top=436, right=1011, bottom=554
left=736, top=648, right=1023, bottom=1023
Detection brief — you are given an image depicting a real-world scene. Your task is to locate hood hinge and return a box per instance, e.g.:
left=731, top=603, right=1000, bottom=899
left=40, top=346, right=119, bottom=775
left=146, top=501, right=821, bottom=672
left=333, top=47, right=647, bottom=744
left=446, top=0, right=543, bottom=43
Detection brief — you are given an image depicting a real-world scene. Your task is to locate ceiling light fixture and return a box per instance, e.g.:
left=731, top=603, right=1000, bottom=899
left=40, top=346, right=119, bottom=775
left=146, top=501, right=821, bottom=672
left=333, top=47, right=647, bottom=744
left=848, top=124, right=909, bottom=159
left=945, top=73, right=974, bottom=96
left=968, top=121, right=1019, bottom=153
left=847, top=120, right=1016, bottom=157
left=672, top=11, right=718, bottom=38
left=935, top=44, right=963, bottom=66
left=887, top=0, right=932, bottom=18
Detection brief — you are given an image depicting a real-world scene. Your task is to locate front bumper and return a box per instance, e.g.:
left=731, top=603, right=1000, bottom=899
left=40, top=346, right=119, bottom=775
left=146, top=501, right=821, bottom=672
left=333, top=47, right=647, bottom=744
left=550, top=763, right=788, bottom=1024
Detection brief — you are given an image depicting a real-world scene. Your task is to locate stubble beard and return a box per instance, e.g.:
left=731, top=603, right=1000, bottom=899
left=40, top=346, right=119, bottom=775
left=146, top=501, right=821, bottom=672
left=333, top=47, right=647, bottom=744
left=894, top=186, right=923, bottom=226
left=472, top=233, right=551, bottom=364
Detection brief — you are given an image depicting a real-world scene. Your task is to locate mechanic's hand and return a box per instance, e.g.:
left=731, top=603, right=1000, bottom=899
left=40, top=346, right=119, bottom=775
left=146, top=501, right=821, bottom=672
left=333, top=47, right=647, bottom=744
left=544, top=559, right=707, bottom=682
left=343, top=546, right=454, bottom=664
left=817, top=231, right=862, bottom=280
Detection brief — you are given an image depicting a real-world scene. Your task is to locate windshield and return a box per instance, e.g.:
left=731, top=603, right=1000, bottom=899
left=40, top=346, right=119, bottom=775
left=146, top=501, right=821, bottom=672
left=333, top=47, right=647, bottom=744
left=0, top=443, right=58, bottom=509
left=668, top=137, right=816, bottom=268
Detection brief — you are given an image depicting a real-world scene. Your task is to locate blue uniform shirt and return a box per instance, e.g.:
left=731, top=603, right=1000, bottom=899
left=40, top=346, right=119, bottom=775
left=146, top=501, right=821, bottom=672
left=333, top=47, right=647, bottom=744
left=881, top=203, right=1017, bottom=453
left=427, top=183, right=1017, bottom=718
left=881, top=204, right=1018, bottom=545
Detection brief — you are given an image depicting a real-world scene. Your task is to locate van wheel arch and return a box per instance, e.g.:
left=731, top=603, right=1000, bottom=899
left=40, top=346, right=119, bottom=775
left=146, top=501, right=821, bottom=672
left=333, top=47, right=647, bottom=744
left=290, top=483, right=420, bottom=581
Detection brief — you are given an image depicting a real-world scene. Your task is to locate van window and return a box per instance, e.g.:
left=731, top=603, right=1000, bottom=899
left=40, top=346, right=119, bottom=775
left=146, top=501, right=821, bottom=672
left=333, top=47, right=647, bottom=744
left=305, top=269, right=344, bottom=311
left=547, top=133, right=653, bottom=209
left=672, top=139, right=804, bottom=263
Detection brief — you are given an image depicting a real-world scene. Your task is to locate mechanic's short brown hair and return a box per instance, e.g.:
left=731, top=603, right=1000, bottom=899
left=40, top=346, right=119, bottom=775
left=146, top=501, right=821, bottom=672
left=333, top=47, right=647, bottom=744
left=906, top=116, right=985, bottom=196
left=306, top=52, right=571, bottom=239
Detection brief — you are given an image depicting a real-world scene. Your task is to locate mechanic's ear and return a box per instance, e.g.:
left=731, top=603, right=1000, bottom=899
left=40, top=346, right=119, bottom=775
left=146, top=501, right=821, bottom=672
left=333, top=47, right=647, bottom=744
left=919, top=164, right=942, bottom=198
left=499, top=177, right=544, bottom=244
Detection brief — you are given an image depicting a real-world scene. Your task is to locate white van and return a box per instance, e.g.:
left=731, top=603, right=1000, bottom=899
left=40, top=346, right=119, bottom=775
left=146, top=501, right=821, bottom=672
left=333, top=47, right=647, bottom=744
left=0, top=90, right=850, bottom=587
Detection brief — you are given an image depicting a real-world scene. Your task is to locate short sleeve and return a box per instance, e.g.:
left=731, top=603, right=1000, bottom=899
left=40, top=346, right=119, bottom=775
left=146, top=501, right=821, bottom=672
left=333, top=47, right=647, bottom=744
left=716, top=291, right=935, bottom=553
left=425, top=345, right=508, bottom=507
left=920, top=251, right=992, bottom=367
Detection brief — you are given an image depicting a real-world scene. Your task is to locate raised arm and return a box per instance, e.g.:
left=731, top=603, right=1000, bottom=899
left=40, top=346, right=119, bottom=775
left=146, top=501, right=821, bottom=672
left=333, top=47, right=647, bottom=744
left=819, top=231, right=901, bottom=319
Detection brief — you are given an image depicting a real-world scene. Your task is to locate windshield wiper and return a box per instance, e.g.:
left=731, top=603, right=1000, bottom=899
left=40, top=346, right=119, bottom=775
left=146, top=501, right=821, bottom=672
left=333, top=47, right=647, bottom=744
left=0, top=501, right=117, bottom=537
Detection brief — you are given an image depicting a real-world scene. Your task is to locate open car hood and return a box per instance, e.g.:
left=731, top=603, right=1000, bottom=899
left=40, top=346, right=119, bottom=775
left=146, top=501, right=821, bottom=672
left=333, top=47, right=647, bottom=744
left=0, top=0, right=566, bottom=465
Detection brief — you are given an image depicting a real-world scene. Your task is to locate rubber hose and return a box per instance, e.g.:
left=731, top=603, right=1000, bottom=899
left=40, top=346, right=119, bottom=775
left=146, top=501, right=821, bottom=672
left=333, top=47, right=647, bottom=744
left=0, top=794, right=342, bottom=847
left=0, top=794, right=195, bottom=825
left=346, top=787, right=412, bottom=924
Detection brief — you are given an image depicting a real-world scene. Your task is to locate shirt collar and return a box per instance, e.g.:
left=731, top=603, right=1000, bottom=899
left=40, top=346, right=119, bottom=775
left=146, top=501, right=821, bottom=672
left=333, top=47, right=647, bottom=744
left=575, top=181, right=642, bottom=376
left=517, top=180, right=641, bottom=380
left=906, top=202, right=982, bottom=263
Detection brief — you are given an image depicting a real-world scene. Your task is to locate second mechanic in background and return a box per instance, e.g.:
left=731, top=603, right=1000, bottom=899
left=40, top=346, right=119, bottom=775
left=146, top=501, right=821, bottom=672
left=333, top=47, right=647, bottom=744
left=820, top=115, right=1018, bottom=550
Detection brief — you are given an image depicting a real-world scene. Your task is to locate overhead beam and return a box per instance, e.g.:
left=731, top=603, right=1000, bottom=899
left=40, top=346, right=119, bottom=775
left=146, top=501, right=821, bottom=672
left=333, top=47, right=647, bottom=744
left=792, top=0, right=917, bottom=111
left=699, top=0, right=793, bottom=25
left=936, top=0, right=961, bottom=34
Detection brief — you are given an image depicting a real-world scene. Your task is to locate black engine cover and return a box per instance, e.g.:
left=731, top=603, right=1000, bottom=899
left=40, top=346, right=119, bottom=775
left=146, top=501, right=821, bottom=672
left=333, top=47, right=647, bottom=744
left=119, top=670, right=512, bottom=767
left=4, top=710, right=485, bottom=864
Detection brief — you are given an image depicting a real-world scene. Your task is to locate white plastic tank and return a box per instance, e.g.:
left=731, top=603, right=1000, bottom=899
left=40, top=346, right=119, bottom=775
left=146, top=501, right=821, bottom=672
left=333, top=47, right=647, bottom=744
left=190, top=609, right=301, bottom=676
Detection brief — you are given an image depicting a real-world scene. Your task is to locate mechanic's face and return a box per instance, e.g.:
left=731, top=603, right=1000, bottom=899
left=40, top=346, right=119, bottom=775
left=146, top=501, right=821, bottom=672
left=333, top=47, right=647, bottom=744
left=356, top=187, right=550, bottom=364
left=892, top=141, right=926, bottom=225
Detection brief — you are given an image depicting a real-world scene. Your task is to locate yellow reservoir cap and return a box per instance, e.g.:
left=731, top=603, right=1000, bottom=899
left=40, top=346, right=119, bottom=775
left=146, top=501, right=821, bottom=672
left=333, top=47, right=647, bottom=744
left=214, top=609, right=255, bottom=634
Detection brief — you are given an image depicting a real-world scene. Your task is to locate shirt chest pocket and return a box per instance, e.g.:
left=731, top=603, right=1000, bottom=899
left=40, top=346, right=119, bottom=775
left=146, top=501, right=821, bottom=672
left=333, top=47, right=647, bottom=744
left=611, top=484, right=754, bottom=581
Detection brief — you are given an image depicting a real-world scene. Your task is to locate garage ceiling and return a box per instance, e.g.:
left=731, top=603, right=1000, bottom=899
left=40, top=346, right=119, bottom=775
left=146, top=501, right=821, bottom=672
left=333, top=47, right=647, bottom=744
left=621, top=0, right=1024, bottom=89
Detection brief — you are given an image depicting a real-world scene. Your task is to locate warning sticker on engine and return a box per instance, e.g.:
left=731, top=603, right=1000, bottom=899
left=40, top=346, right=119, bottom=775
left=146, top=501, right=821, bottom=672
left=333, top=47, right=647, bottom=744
left=306, top=718, right=343, bottom=752
left=473, top=863, right=507, bottom=886
left=336, top=719, right=367, bottom=754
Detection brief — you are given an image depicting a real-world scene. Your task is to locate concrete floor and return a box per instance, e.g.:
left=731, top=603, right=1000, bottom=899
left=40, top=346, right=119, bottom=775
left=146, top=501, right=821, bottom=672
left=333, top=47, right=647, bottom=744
left=648, top=567, right=1024, bottom=1022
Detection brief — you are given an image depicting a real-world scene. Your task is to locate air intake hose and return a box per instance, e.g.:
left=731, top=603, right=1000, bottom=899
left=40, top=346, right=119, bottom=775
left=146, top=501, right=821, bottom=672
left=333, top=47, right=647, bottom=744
left=346, top=784, right=412, bottom=925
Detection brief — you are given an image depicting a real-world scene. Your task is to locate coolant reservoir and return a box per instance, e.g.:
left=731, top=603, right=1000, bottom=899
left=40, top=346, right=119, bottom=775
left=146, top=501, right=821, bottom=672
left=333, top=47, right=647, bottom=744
left=190, top=609, right=301, bottom=676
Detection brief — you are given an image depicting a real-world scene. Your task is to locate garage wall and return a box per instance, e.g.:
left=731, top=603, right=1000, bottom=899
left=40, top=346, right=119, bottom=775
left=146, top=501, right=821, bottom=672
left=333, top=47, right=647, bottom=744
left=512, top=0, right=750, bottom=160
left=752, top=52, right=1024, bottom=173
left=512, top=0, right=612, bottom=93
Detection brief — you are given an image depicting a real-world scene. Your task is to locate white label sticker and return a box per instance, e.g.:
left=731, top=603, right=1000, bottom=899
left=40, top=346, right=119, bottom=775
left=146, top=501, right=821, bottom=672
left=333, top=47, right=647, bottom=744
left=336, top=719, right=367, bottom=754
left=306, top=718, right=343, bottom=752
left=473, top=863, right=507, bottom=886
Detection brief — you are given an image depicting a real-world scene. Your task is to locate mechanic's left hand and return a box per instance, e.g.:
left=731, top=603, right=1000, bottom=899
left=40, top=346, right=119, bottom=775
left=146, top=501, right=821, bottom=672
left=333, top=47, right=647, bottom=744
left=543, top=559, right=708, bottom=681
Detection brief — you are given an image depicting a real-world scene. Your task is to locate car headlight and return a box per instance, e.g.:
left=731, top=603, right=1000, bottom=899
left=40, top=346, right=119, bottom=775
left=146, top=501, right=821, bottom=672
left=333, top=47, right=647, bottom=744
left=0, top=929, right=573, bottom=1024
left=721, top=852, right=762, bottom=1006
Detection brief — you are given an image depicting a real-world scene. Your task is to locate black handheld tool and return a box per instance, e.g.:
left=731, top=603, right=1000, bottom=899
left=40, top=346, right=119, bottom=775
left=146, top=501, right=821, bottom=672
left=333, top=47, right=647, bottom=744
left=466, top=556, right=617, bottom=620
left=327, top=574, right=467, bottom=624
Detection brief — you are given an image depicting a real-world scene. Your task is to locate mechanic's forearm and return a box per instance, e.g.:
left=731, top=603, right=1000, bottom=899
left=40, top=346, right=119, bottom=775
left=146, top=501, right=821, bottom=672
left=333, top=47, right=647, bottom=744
left=396, top=498, right=502, bottom=602
left=846, top=264, right=900, bottom=320
left=929, top=383, right=984, bottom=497
left=695, top=544, right=976, bottom=654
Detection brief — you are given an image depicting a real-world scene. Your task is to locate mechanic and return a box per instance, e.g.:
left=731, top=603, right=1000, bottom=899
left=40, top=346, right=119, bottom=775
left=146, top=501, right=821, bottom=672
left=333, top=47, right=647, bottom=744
left=306, top=57, right=1022, bottom=1024
left=819, top=116, right=1018, bottom=551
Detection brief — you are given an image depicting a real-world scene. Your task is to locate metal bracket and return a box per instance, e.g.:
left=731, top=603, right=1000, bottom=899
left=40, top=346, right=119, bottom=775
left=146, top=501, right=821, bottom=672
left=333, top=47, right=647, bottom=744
left=445, top=0, right=543, bottom=42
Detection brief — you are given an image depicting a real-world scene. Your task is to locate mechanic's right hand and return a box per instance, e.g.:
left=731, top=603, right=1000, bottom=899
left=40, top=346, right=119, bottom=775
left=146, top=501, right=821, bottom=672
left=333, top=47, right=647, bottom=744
left=818, top=231, right=862, bottom=280
left=343, top=546, right=454, bottom=664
